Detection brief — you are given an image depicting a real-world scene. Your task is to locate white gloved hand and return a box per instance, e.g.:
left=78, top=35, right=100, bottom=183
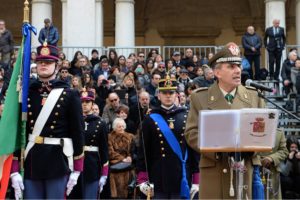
left=98, top=176, right=107, bottom=193
left=10, top=172, right=24, bottom=200
left=190, top=184, right=199, bottom=199
left=139, top=182, right=154, bottom=197
left=66, top=171, right=80, bottom=196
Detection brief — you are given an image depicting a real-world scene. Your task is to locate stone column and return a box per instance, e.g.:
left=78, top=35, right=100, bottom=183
left=264, top=0, right=286, bottom=80
left=31, top=0, right=52, bottom=47
left=296, top=0, right=300, bottom=46
left=63, top=0, right=96, bottom=57
left=61, top=0, right=67, bottom=48
left=95, top=0, right=104, bottom=47
left=115, top=0, right=135, bottom=56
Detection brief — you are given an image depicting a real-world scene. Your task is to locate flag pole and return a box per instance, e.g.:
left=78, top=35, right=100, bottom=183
left=20, top=0, right=30, bottom=178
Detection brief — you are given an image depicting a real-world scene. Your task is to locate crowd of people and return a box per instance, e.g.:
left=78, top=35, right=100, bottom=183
left=0, top=17, right=300, bottom=199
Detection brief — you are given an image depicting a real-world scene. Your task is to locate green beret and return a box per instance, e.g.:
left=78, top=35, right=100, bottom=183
left=208, top=42, right=242, bottom=68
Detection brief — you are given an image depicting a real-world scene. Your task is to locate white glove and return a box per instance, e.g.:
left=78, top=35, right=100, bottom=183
left=98, top=176, right=107, bottom=193
left=139, top=182, right=154, bottom=197
left=190, top=184, right=199, bottom=199
left=66, top=171, right=80, bottom=196
left=10, top=172, right=24, bottom=200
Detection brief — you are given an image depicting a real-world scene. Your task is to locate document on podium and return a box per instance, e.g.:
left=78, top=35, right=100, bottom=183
left=198, top=108, right=279, bottom=152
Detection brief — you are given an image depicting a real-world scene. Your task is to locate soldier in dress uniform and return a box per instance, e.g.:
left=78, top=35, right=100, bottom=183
left=69, top=89, right=109, bottom=199
left=136, top=74, right=199, bottom=199
left=184, top=42, right=266, bottom=199
left=10, top=44, right=85, bottom=199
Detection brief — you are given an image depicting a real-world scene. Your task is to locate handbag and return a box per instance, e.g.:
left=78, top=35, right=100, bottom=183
left=109, top=162, right=132, bottom=172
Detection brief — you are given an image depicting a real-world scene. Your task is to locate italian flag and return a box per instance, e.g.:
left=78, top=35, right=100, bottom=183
left=0, top=45, right=23, bottom=199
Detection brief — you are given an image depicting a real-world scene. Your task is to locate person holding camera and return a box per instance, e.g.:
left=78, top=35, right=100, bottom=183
left=264, top=19, right=286, bottom=80
left=280, top=136, right=300, bottom=199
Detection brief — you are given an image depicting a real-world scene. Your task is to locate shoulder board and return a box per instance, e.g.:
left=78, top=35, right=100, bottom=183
left=245, top=85, right=257, bottom=91
left=193, top=87, right=208, bottom=93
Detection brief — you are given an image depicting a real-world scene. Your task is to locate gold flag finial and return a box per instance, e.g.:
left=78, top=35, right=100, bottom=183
left=23, top=0, right=30, bottom=23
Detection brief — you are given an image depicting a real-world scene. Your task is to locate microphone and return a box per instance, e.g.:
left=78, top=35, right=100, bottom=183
left=245, top=79, right=274, bottom=92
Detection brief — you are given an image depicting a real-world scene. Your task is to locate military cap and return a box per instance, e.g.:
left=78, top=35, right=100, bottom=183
left=36, top=44, right=59, bottom=62
left=158, top=74, right=178, bottom=91
left=208, top=42, right=242, bottom=68
left=80, top=88, right=95, bottom=102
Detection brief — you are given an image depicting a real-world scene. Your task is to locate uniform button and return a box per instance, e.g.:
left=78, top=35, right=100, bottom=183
left=55, top=112, right=59, bottom=116
left=180, top=141, right=183, bottom=143
left=162, top=154, right=166, bottom=157
left=95, top=130, right=98, bottom=132
left=223, top=168, right=228, bottom=174
left=159, top=134, right=162, bottom=137
left=91, top=140, right=94, bottom=142
left=182, top=127, right=185, bottom=130
left=29, top=112, right=32, bottom=116
left=161, top=147, right=164, bottom=151
left=97, top=125, right=99, bottom=128
left=27, top=104, right=31, bottom=108
left=27, top=98, right=30, bottom=101
left=183, top=120, right=186, bottom=123
left=181, top=133, right=184, bottom=136
left=184, top=115, right=187, bottom=118
left=93, top=135, right=96, bottom=137
left=155, top=122, right=158, bottom=125
left=160, top=141, right=163, bottom=144
left=30, top=120, right=34, bottom=123
left=63, top=91, right=66, bottom=95
left=60, top=98, right=64, bottom=101
left=49, top=135, right=53, bottom=138
left=53, top=121, right=56, bottom=124
left=30, top=127, right=33, bottom=130
left=57, top=104, right=61, bottom=108
left=98, top=121, right=101, bottom=124
left=157, top=128, right=160, bottom=131
left=50, top=125, right=55, bottom=129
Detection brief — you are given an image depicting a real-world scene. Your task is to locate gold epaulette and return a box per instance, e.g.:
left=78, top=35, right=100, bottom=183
left=193, top=87, right=208, bottom=93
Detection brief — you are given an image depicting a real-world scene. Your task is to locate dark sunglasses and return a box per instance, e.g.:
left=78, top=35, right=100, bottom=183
left=61, top=71, right=68, bottom=73
left=110, top=99, right=118, bottom=103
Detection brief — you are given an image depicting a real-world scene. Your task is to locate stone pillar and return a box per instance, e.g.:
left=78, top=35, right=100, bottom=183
left=61, top=0, right=67, bottom=48
left=31, top=0, right=52, bottom=47
left=296, top=0, right=300, bottom=46
left=95, top=0, right=104, bottom=48
left=63, top=0, right=96, bottom=57
left=264, top=0, right=286, bottom=80
left=115, top=0, right=135, bottom=56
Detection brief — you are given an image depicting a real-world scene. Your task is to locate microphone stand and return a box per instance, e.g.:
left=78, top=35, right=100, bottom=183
left=257, top=90, right=300, bottom=121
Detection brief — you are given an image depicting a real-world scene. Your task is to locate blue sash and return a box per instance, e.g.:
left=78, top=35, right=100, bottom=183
left=150, top=113, right=190, bottom=199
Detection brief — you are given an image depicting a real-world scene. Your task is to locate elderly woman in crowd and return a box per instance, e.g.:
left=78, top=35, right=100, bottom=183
left=108, top=118, right=135, bottom=199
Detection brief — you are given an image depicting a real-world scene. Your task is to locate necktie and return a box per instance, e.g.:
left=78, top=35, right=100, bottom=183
left=225, top=93, right=234, bottom=104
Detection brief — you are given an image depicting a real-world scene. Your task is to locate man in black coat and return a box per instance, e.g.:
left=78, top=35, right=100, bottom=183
left=242, top=26, right=262, bottom=80
left=10, top=44, right=85, bottom=199
left=136, top=75, right=199, bottom=199
left=264, top=19, right=286, bottom=80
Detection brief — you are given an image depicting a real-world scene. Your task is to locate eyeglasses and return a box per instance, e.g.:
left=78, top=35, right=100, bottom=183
left=139, top=55, right=145, bottom=58
left=110, top=99, right=118, bottom=103
left=61, top=71, right=68, bottom=73
left=158, top=66, right=165, bottom=69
